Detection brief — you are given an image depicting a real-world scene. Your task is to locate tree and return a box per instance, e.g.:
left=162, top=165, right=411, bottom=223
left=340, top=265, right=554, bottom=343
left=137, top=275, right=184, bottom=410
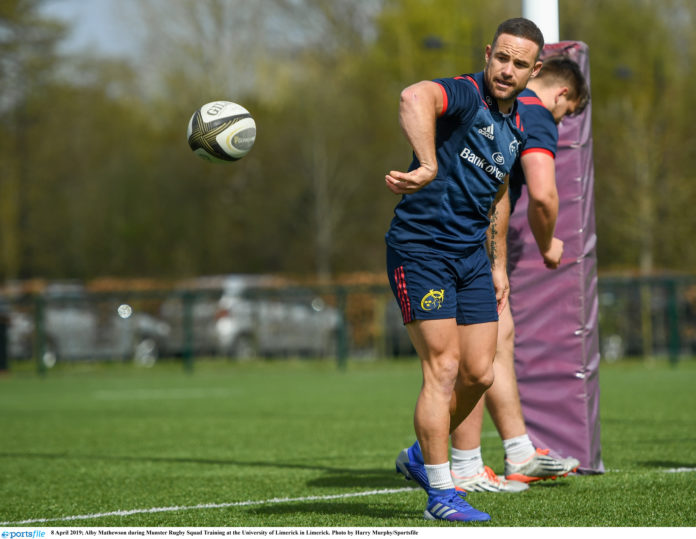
left=561, top=0, right=696, bottom=272
left=5, top=0, right=696, bottom=281
left=127, top=0, right=394, bottom=279
left=0, top=0, right=66, bottom=279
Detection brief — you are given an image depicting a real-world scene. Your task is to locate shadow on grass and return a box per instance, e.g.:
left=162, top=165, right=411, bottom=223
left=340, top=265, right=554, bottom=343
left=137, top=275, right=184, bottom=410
left=306, top=471, right=405, bottom=489
left=0, top=451, right=404, bottom=488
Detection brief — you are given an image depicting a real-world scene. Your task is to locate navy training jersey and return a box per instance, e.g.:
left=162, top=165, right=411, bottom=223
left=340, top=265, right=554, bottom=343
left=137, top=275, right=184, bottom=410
left=508, top=88, right=558, bottom=213
left=385, top=71, right=526, bottom=256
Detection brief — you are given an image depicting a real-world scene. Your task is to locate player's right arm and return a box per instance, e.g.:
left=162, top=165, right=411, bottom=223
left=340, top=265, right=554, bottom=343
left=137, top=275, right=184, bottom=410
left=521, top=150, right=563, bottom=269
left=488, top=177, right=510, bottom=314
left=385, top=81, right=443, bottom=195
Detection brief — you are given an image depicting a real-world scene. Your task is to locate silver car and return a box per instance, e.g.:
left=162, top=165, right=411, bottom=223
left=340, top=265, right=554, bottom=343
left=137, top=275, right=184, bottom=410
left=214, top=275, right=341, bottom=358
left=7, top=284, right=170, bottom=367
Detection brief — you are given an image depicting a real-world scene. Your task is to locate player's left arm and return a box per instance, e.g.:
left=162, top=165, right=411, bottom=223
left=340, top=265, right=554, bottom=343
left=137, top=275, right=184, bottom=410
left=522, top=150, right=563, bottom=269
left=488, top=176, right=510, bottom=314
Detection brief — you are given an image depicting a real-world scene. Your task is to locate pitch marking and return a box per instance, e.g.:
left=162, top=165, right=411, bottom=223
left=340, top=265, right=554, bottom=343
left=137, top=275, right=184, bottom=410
left=605, top=468, right=696, bottom=474
left=5, top=469, right=694, bottom=525
left=0, top=487, right=418, bottom=526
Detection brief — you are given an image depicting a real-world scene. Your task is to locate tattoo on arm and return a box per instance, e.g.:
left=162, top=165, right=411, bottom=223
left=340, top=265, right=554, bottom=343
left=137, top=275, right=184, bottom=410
left=488, top=207, right=498, bottom=267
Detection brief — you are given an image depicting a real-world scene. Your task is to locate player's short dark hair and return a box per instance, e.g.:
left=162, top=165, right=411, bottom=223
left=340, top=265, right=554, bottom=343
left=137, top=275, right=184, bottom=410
left=537, top=56, right=590, bottom=114
left=492, top=18, right=545, bottom=59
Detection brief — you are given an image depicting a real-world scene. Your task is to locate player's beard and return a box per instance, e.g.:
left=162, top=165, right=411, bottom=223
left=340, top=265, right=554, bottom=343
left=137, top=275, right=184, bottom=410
left=491, top=87, right=517, bottom=103
left=485, top=71, right=524, bottom=108
left=488, top=73, right=521, bottom=101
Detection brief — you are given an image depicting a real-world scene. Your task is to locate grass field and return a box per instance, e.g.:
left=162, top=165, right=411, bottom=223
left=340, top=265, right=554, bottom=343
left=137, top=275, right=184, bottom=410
left=1, top=357, right=695, bottom=528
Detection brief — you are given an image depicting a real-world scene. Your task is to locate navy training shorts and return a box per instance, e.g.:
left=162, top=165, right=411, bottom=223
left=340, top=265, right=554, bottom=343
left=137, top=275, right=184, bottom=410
left=386, top=244, right=498, bottom=325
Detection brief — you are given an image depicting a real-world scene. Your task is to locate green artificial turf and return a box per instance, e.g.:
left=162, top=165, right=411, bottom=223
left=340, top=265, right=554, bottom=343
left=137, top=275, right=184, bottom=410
left=0, top=358, right=694, bottom=527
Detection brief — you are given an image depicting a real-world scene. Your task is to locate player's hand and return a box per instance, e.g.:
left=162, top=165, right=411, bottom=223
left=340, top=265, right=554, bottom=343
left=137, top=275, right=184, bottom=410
left=542, top=237, right=564, bottom=269
left=385, top=164, right=437, bottom=195
left=491, top=267, right=510, bottom=315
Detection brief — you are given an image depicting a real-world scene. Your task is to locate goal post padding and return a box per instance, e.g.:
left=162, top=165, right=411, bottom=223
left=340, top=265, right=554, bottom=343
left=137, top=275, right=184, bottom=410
left=508, top=41, right=604, bottom=473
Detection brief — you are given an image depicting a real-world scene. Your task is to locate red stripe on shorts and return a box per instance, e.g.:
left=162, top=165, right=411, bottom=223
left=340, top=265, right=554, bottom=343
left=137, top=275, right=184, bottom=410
left=394, top=266, right=413, bottom=324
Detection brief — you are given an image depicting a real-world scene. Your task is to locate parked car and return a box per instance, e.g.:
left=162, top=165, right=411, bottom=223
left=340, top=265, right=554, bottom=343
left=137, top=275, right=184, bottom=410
left=8, top=284, right=170, bottom=367
left=213, top=275, right=341, bottom=358
left=158, top=281, right=222, bottom=358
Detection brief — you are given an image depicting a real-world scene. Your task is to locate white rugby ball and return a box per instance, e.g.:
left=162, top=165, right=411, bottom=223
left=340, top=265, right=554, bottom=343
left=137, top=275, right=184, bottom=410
left=187, top=101, right=256, bottom=162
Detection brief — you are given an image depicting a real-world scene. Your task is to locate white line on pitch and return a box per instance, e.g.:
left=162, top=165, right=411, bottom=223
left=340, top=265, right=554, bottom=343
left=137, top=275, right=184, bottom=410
left=0, top=487, right=418, bottom=526
left=604, top=468, right=696, bottom=474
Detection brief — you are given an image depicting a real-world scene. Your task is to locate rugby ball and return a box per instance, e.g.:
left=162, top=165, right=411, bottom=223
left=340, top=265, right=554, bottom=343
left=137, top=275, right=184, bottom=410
left=187, top=101, right=256, bottom=162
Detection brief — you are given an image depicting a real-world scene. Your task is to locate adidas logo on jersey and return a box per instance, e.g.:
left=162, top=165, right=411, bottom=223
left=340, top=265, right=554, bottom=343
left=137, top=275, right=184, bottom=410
left=478, top=124, right=495, bottom=140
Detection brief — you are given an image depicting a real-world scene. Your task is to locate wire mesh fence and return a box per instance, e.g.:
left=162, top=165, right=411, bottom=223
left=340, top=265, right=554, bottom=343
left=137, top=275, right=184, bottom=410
left=0, top=277, right=414, bottom=372
left=598, top=275, right=696, bottom=363
left=1, top=274, right=695, bottom=372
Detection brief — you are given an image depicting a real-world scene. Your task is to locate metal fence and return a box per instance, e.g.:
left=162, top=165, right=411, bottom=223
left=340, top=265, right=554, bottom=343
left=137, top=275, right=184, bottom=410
left=1, top=274, right=694, bottom=372
left=598, top=275, right=696, bottom=363
left=0, top=279, right=415, bottom=372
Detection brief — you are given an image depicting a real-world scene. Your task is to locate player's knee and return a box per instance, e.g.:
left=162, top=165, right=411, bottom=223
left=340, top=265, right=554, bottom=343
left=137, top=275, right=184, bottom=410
left=477, top=365, right=495, bottom=391
left=425, top=353, right=461, bottom=395
left=459, top=362, right=494, bottom=392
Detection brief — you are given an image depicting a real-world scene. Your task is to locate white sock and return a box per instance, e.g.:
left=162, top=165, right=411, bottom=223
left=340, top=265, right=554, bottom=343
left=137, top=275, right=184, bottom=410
left=450, top=447, right=485, bottom=477
left=425, top=462, right=455, bottom=490
left=503, top=434, right=536, bottom=463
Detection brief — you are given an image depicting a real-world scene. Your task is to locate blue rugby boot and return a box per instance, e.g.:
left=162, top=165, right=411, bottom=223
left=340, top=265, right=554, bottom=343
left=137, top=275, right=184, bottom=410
left=395, top=441, right=429, bottom=491
left=424, top=488, right=491, bottom=522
